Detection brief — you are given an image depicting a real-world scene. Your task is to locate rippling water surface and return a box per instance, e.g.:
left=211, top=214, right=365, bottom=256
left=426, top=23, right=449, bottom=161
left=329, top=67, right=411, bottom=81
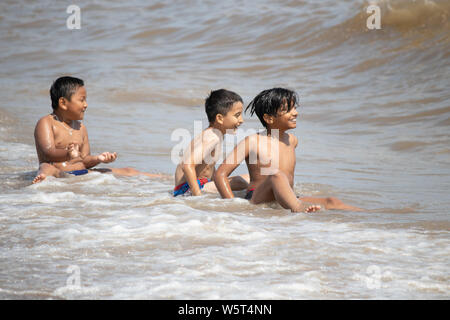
left=0, top=0, right=449, bottom=299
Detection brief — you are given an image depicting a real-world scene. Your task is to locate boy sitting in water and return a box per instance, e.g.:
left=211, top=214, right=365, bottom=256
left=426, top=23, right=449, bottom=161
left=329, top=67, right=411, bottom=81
left=214, top=88, right=362, bottom=213
left=33, top=76, right=159, bottom=183
left=174, top=89, right=249, bottom=196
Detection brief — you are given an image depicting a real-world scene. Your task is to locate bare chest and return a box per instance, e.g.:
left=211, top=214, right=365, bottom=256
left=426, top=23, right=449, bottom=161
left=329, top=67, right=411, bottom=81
left=52, top=123, right=83, bottom=149
left=252, top=138, right=296, bottom=170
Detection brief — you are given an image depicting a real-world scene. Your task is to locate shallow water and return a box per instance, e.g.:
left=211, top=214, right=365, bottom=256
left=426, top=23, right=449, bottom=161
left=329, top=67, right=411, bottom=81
left=0, top=0, right=449, bottom=299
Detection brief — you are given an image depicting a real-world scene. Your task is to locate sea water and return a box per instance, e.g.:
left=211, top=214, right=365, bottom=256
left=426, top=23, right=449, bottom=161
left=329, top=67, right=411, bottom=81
left=0, top=0, right=449, bottom=299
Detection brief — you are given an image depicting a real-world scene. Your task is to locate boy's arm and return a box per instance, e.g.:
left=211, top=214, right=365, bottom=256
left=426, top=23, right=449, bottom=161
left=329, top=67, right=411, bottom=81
left=214, top=136, right=250, bottom=199
left=83, top=152, right=117, bottom=168
left=34, top=117, right=70, bottom=162
left=79, top=124, right=117, bottom=168
left=182, top=162, right=202, bottom=196
left=181, top=136, right=215, bottom=196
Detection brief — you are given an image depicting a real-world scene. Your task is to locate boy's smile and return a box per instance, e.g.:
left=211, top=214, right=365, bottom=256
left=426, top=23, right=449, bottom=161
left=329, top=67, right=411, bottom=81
left=288, top=114, right=297, bottom=126
left=272, top=104, right=298, bottom=130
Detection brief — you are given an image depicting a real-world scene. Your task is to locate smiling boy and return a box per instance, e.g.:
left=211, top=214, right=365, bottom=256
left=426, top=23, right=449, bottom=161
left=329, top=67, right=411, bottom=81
left=33, top=76, right=159, bottom=183
left=173, top=89, right=249, bottom=196
left=214, top=88, right=362, bottom=212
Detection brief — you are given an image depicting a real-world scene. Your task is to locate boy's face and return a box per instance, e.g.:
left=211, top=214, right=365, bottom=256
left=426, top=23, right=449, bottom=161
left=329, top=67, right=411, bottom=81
left=221, top=101, right=244, bottom=134
left=59, top=86, right=88, bottom=120
left=270, top=101, right=298, bottom=130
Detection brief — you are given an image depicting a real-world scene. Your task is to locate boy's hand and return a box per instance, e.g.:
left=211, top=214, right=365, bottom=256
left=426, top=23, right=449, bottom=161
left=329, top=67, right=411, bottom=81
left=67, top=143, right=81, bottom=159
left=97, top=152, right=117, bottom=163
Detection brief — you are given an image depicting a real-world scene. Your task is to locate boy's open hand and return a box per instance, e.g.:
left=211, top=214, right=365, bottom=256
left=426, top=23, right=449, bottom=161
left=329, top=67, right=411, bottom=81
left=67, top=143, right=81, bottom=159
left=97, top=152, right=117, bottom=163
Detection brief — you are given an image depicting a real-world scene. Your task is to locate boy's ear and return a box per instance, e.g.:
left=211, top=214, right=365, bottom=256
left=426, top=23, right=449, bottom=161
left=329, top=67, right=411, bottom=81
left=263, top=113, right=273, bottom=125
left=215, top=113, right=224, bottom=125
left=58, top=97, right=68, bottom=111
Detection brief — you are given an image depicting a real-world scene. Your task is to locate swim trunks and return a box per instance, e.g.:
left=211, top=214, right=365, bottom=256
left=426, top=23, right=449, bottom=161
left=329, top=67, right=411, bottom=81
left=65, top=169, right=89, bottom=176
left=173, top=178, right=210, bottom=197
left=245, top=188, right=255, bottom=200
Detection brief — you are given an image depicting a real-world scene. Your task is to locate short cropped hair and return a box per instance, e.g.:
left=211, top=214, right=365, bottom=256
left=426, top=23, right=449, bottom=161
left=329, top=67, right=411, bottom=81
left=245, top=88, right=298, bottom=128
left=50, top=76, right=84, bottom=110
left=205, top=89, right=243, bottom=123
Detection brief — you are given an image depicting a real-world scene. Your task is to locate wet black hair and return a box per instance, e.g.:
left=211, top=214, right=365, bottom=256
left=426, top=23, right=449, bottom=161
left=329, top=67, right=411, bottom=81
left=245, top=88, right=298, bottom=128
left=50, top=76, right=84, bottom=110
left=205, top=89, right=243, bottom=123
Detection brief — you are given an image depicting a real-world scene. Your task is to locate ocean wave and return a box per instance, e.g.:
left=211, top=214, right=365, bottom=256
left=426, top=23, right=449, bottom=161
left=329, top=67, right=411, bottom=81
left=352, top=0, right=448, bottom=38
left=374, top=0, right=450, bottom=31
left=304, top=0, right=450, bottom=52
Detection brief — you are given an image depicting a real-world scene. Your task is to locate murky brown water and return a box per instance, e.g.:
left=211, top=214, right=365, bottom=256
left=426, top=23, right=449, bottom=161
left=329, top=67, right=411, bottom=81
left=0, top=0, right=449, bottom=299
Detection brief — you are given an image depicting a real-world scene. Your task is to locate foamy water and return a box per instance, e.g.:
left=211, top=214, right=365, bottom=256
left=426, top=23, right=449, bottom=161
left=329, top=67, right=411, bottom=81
left=0, top=0, right=449, bottom=299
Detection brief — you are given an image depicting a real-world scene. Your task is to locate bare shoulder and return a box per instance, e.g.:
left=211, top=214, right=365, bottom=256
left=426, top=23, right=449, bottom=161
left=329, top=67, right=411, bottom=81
left=246, top=133, right=259, bottom=143
left=201, top=128, right=222, bottom=147
left=34, top=114, right=54, bottom=132
left=245, top=133, right=260, bottom=151
left=36, top=114, right=53, bottom=125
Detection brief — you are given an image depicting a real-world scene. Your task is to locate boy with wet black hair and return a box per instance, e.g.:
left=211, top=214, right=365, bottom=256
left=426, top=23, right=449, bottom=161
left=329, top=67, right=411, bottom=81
left=214, top=88, right=361, bottom=212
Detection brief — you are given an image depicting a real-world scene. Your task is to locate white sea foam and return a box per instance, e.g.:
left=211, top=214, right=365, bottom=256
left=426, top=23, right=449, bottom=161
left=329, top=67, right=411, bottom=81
left=29, top=191, right=77, bottom=204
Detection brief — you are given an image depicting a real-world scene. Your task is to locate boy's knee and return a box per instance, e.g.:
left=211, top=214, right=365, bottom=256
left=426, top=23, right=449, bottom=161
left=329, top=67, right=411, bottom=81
left=326, top=197, right=340, bottom=206
left=39, top=163, right=52, bottom=170
left=269, top=170, right=285, bottom=180
left=39, top=162, right=57, bottom=173
left=38, top=162, right=62, bottom=178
